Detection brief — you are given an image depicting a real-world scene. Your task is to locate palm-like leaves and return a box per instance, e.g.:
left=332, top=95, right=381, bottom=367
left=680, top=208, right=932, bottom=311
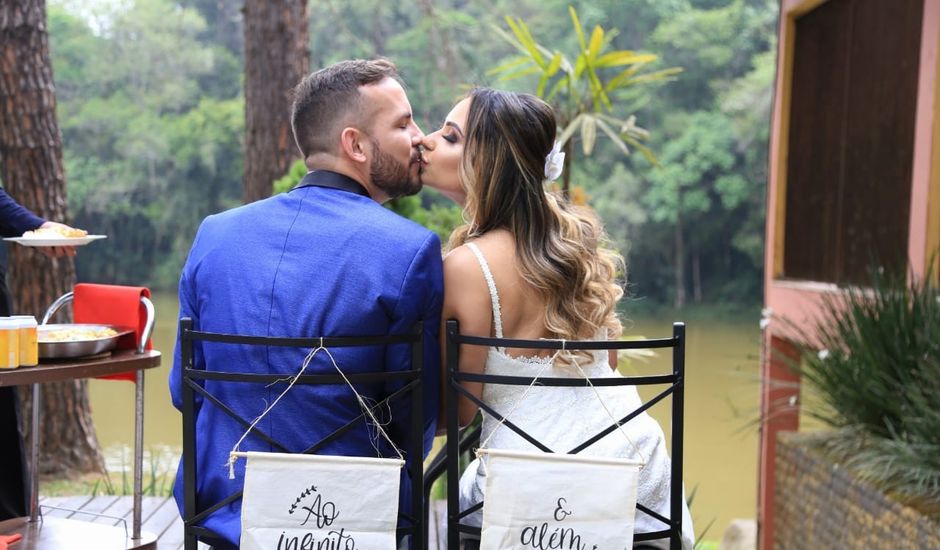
left=490, top=7, right=681, bottom=190
left=792, top=268, right=940, bottom=517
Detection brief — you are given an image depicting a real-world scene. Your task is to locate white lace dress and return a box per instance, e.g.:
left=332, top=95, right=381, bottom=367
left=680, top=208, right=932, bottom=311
left=457, top=243, right=695, bottom=548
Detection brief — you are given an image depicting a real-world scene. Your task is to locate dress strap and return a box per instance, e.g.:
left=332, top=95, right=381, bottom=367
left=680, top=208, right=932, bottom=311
left=465, top=242, right=504, bottom=339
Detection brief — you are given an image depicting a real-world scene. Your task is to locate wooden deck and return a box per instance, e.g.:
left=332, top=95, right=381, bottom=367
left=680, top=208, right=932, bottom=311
left=36, top=496, right=448, bottom=549
left=39, top=495, right=183, bottom=549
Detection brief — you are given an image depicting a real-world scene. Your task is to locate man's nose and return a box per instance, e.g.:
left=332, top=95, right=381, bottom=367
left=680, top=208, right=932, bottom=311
left=418, top=135, right=436, bottom=151
left=411, top=121, right=425, bottom=140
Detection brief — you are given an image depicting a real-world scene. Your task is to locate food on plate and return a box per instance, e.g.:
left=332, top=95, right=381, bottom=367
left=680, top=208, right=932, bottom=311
left=39, top=327, right=118, bottom=342
left=22, top=225, right=88, bottom=239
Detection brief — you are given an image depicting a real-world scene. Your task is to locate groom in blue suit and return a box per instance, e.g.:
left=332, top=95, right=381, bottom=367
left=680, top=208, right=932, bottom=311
left=169, top=59, right=443, bottom=549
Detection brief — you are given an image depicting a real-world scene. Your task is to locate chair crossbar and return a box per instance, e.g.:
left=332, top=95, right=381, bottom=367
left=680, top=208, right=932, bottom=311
left=187, top=368, right=419, bottom=384
left=188, top=369, right=418, bottom=459
left=456, top=501, right=484, bottom=521
left=567, top=384, right=675, bottom=454
left=453, top=381, right=553, bottom=453
left=424, top=424, right=481, bottom=482
left=454, top=373, right=678, bottom=459
left=300, top=379, right=419, bottom=455
left=186, top=379, right=290, bottom=453
left=637, top=503, right=671, bottom=527
left=399, top=512, right=417, bottom=525
left=457, top=523, right=483, bottom=535
left=189, top=491, right=243, bottom=526
left=190, top=525, right=227, bottom=541
left=453, top=333, right=678, bottom=350
left=634, top=528, right=673, bottom=542
left=454, top=370, right=676, bottom=387
left=185, top=329, right=418, bottom=348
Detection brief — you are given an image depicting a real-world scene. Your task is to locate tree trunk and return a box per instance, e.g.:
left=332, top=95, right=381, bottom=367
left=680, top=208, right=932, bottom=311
left=242, top=0, right=309, bottom=204
left=0, top=0, right=104, bottom=475
left=674, top=213, right=686, bottom=309
left=692, top=250, right=702, bottom=303
left=419, top=0, right=458, bottom=90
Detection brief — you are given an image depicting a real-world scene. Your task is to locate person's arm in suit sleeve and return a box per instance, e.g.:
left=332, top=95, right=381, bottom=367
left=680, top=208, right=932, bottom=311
left=385, top=231, right=443, bottom=459
left=0, top=189, right=44, bottom=238
left=169, top=224, right=206, bottom=412
left=0, top=188, right=80, bottom=257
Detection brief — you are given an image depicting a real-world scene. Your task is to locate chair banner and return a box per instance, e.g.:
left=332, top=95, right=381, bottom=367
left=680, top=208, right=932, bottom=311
left=239, top=451, right=403, bottom=550
left=479, top=449, right=641, bottom=550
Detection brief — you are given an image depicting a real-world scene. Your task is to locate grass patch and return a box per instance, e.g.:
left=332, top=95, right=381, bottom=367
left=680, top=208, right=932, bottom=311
left=41, top=445, right=177, bottom=498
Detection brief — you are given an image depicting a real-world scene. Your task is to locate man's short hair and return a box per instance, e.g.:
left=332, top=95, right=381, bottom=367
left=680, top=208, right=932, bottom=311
left=291, top=58, right=401, bottom=159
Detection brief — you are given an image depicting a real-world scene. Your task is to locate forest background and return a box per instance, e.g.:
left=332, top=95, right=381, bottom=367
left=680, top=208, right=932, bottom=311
left=35, top=0, right=776, bottom=311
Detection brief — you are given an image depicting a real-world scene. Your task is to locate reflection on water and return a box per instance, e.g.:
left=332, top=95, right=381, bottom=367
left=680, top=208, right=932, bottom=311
left=88, top=293, right=761, bottom=539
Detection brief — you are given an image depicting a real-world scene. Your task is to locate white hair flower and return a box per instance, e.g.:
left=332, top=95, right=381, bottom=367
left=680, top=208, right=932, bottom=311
left=544, top=141, right=565, bottom=182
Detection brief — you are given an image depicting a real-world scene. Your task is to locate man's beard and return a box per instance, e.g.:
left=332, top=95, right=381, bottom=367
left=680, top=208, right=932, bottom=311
left=370, top=139, right=421, bottom=199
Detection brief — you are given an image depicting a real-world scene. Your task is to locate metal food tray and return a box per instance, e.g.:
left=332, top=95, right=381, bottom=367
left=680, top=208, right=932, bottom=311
left=38, top=323, right=134, bottom=359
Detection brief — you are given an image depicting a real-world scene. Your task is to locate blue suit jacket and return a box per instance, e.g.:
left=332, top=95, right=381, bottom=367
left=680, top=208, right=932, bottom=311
left=168, top=172, right=443, bottom=547
left=0, top=188, right=44, bottom=237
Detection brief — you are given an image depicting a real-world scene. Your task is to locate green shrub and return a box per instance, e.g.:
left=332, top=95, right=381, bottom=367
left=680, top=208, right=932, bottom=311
left=793, top=268, right=940, bottom=517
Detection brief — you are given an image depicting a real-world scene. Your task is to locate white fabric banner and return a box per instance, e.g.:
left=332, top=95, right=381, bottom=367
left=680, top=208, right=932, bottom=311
left=239, top=451, right=403, bottom=550
left=480, top=449, right=642, bottom=550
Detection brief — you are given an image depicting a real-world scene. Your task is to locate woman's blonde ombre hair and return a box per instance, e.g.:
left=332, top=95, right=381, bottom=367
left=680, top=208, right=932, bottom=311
left=447, top=88, right=624, bottom=355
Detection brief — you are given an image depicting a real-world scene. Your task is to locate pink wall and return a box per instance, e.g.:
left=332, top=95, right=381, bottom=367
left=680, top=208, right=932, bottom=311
left=759, top=0, right=940, bottom=548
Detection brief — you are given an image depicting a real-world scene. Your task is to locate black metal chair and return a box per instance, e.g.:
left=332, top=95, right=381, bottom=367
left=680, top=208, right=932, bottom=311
left=427, top=319, right=687, bottom=550
left=179, top=318, right=426, bottom=550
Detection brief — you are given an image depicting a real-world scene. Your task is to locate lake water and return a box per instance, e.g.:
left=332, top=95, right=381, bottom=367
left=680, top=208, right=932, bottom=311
left=88, top=292, right=762, bottom=541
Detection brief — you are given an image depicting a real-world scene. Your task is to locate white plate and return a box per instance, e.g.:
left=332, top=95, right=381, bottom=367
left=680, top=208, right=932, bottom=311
left=4, top=235, right=107, bottom=247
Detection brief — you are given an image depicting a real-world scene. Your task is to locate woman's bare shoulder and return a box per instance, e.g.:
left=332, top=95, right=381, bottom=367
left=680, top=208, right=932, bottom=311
left=442, top=244, right=489, bottom=300
left=442, top=244, right=492, bottom=327
left=443, top=243, right=479, bottom=275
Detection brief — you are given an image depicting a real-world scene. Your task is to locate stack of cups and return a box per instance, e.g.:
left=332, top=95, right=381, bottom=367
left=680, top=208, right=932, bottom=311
left=0, top=315, right=38, bottom=369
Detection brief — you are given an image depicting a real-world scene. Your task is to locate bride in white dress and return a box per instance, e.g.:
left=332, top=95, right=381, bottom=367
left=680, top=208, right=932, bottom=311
left=419, top=87, right=695, bottom=549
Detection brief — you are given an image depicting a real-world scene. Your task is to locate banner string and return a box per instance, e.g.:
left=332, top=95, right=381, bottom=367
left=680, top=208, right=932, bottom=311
left=226, top=339, right=404, bottom=479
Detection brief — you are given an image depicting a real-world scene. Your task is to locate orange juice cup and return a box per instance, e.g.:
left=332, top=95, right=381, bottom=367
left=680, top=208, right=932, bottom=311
left=11, top=315, right=38, bottom=367
left=0, top=318, right=20, bottom=368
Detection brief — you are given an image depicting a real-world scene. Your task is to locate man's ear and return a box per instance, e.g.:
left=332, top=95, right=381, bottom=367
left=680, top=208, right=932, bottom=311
left=340, top=127, right=368, bottom=164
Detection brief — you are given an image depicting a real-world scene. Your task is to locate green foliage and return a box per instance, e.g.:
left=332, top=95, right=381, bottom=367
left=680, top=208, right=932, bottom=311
left=45, top=0, right=776, bottom=308
left=645, top=111, right=738, bottom=225
left=620, top=0, right=775, bottom=306
left=50, top=0, right=243, bottom=289
left=386, top=194, right=463, bottom=246
left=649, top=0, right=776, bottom=111
left=272, top=159, right=309, bottom=195
left=491, top=6, right=681, bottom=188
left=793, top=269, right=940, bottom=517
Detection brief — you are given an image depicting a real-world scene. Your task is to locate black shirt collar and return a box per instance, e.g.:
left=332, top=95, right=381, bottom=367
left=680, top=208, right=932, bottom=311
left=293, top=170, right=370, bottom=198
